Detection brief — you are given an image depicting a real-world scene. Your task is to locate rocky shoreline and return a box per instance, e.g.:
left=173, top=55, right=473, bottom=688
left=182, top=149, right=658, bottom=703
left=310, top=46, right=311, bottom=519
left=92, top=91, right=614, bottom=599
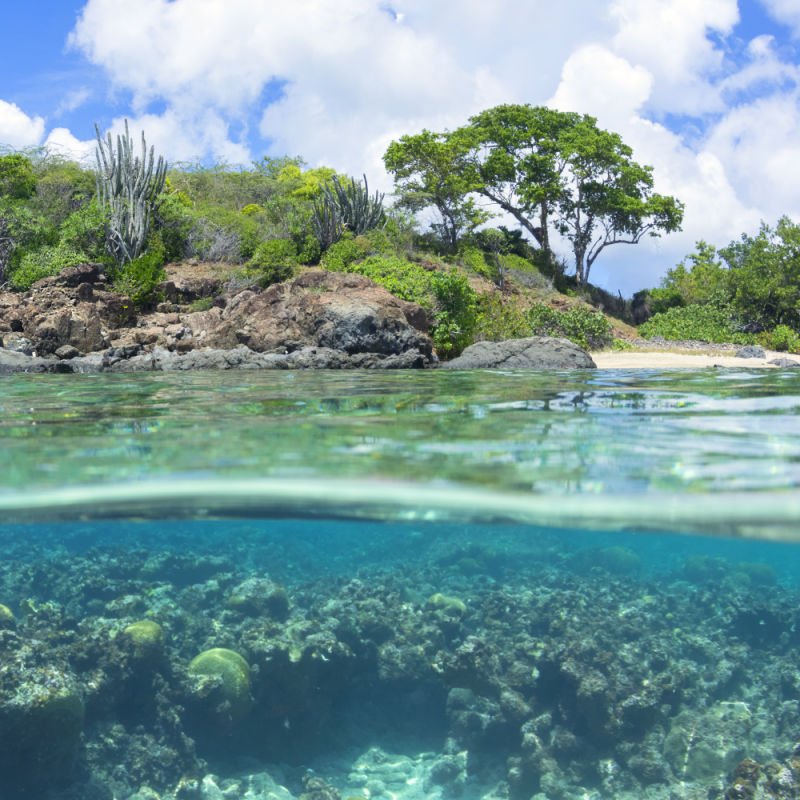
left=0, top=263, right=596, bottom=373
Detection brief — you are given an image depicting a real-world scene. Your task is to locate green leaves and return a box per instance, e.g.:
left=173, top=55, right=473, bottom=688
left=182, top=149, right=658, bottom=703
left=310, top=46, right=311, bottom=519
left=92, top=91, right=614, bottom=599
left=384, top=105, right=684, bottom=286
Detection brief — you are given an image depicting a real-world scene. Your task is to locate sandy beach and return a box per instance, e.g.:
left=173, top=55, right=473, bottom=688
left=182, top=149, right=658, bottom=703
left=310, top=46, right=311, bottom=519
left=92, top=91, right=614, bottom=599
left=592, top=349, right=796, bottom=369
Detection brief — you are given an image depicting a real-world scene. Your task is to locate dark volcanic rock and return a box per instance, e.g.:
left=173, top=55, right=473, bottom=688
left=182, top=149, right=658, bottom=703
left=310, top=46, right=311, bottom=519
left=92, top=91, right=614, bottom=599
left=0, top=348, right=72, bottom=374
left=769, top=357, right=800, bottom=368
left=441, top=336, right=596, bottom=369
left=1, top=265, right=434, bottom=370
left=195, top=269, right=433, bottom=358
left=735, top=345, right=766, bottom=359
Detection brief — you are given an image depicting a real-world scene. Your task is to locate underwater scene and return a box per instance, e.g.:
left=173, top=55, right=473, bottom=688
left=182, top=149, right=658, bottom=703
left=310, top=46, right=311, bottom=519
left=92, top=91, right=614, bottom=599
left=2, top=370, right=800, bottom=800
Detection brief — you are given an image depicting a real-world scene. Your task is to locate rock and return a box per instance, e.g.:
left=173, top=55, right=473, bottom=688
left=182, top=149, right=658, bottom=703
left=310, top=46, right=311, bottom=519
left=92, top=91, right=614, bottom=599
left=441, top=336, right=596, bottom=369
left=196, top=270, right=433, bottom=359
left=2, top=333, right=35, bottom=355
left=0, top=348, right=72, bottom=374
left=769, top=357, right=800, bottom=368
left=735, top=345, right=765, bottom=359
left=55, top=344, right=81, bottom=360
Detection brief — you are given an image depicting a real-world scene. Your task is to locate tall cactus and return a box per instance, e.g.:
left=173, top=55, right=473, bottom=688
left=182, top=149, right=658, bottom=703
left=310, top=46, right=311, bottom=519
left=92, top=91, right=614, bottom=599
left=312, top=174, right=384, bottom=250
left=94, top=120, right=167, bottom=265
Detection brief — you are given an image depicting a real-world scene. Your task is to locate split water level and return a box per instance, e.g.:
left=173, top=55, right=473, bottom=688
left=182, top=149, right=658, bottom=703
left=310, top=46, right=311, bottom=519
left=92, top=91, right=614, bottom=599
left=1, top=369, right=800, bottom=800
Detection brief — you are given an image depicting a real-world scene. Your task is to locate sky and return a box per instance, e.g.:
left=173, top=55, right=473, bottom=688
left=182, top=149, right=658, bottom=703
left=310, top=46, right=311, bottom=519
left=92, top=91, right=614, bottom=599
left=1, top=0, right=799, bottom=295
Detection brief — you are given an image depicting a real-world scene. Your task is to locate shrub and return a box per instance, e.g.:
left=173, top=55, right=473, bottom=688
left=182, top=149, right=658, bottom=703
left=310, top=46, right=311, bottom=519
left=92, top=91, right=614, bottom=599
left=529, top=303, right=614, bottom=350
left=457, top=245, right=492, bottom=279
left=0, top=154, right=37, bottom=200
left=111, top=242, right=166, bottom=307
left=9, top=244, right=88, bottom=290
left=58, top=200, right=108, bottom=261
left=248, top=239, right=297, bottom=287
left=474, top=293, right=532, bottom=342
left=759, top=324, right=800, bottom=353
left=639, top=304, right=752, bottom=344
left=320, top=233, right=371, bottom=271
left=528, top=303, right=614, bottom=350
left=430, top=270, right=478, bottom=357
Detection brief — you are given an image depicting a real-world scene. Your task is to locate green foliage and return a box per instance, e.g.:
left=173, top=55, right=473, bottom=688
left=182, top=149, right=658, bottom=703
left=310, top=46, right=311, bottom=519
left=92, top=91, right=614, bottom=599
left=649, top=241, right=728, bottom=313
left=110, top=240, right=166, bottom=307
left=457, top=245, right=493, bottom=278
left=759, top=324, right=800, bottom=353
left=0, top=154, right=37, bottom=199
left=385, top=105, right=683, bottom=282
left=320, top=233, right=371, bottom=271
left=294, top=233, right=321, bottom=264
left=9, top=243, right=88, bottom=290
left=154, top=190, right=194, bottom=262
left=30, top=158, right=96, bottom=226
left=248, top=239, right=297, bottom=287
left=474, top=293, right=532, bottom=342
left=528, top=303, right=614, bottom=350
left=384, top=130, right=489, bottom=252
left=721, top=217, right=800, bottom=331
left=639, top=304, right=752, bottom=344
left=58, top=199, right=108, bottom=261
left=430, top=269, right=478, bottom=357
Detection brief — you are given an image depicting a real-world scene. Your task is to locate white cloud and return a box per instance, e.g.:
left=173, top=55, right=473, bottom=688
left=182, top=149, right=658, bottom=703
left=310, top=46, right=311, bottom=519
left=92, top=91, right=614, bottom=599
left=44, top=128, right=96, bottom=164
left=761, top=0, right=800, bottom=37
left=610, top=0, right=738, bottom=113
left=549, top=45, right=653, bottom=127
left=0, top=100, right=45, bottom=150
left=54, top=88, right=92, bottom=117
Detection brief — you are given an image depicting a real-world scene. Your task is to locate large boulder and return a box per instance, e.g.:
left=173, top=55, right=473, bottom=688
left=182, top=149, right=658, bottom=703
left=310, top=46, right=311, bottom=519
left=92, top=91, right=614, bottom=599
left=441, top=336, right=596, bottom=369
left=193, top=270, right=432, bottom=358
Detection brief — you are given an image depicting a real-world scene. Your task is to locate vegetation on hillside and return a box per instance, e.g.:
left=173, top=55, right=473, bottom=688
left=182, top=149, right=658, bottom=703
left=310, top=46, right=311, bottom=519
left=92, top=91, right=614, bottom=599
left=640, top=218, right=800, bottom=352
left=1, top=108, right=797, bottom=357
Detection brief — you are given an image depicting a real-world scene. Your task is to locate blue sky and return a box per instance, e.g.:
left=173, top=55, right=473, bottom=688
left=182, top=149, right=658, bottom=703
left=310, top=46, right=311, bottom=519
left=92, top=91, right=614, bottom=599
left=1, top=0, right=799, bottom=293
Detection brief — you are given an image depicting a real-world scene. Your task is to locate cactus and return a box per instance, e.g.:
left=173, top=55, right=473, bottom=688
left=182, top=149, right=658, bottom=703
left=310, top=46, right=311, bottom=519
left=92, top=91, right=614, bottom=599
left=94, top=120, right=167, bottom=265
left=312, top=174, right=384, bottom=250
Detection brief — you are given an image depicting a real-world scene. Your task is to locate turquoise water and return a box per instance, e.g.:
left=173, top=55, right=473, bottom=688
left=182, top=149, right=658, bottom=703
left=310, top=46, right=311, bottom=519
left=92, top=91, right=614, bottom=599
left=1, top=369, right=800, bottom=800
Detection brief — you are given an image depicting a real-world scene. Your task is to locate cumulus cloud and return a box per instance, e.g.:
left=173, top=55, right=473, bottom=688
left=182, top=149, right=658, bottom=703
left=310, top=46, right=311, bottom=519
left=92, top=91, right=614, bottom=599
left=761, top=0, right=800, bottom=37
left=0, top=100, right=45, bottom=150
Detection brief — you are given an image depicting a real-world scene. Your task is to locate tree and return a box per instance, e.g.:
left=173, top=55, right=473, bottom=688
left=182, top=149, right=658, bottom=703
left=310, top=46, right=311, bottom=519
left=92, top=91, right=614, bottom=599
left=384, top=129, right=489, bottom=252
left=721, top=217, right=800, bottom=331
left=553, top=118, right=683, bottom=286
left=384, top=105, right=684, bottom=286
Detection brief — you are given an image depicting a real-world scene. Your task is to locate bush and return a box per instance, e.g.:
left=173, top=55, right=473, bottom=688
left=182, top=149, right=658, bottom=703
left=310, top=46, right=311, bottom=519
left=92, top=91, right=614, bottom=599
left=430, top=270, right=478, bottom=357
left=9, top=244, right=88, bottom=290
left=111, top=242, right=166, bottom=307
left=529, top=303, right=614, bottom=350
left=0, top=154, right=37, bottom=200
left=58, top=200, right=108, bottom=261
left=457, top=246, right=492, bottom=279
left=759, top=324, right=800, bottom=353
left=474, top=293, right=532, bottom=342
left=248, top=239, right=297, bottom=287
left=320, top=233, right=371, bottom=271
left=639, top=304, right=752, bottom=344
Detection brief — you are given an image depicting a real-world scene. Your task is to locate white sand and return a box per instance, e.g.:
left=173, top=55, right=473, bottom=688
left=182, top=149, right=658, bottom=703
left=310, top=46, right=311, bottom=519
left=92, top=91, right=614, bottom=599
left=592, top=349, right=793, bottom=369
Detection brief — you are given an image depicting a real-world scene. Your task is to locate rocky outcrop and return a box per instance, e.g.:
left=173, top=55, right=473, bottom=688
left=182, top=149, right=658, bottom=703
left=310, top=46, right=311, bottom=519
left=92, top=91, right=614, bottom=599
left=0, top=265, right=433, bottom=370
left=441, top=336, right=596, bottom=369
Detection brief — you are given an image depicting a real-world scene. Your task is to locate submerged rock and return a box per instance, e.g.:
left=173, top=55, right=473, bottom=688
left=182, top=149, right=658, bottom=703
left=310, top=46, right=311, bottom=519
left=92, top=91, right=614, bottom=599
left=441, top=336, right=596, bottom=369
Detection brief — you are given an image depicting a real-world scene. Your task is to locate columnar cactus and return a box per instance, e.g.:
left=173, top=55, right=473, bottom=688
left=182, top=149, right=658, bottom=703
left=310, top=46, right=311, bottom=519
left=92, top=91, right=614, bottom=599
left=94, top=120, right=167, bottom=264
left=312, top=174, right=384, bottom=250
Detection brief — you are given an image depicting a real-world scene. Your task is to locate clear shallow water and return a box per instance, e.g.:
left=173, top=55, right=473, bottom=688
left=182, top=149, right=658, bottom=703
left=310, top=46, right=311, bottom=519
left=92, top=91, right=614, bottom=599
left=2, top=368, right=800, bottom=800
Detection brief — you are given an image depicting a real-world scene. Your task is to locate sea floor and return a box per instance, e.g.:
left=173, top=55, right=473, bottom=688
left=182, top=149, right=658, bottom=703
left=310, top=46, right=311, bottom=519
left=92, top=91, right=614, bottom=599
left=1, top=518, right=800, bottom=800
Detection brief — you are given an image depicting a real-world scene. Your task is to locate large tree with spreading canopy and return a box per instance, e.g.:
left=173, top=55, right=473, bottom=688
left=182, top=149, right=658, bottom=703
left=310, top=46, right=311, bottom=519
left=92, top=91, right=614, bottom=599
left=384, top=104, right=684, bottom=287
